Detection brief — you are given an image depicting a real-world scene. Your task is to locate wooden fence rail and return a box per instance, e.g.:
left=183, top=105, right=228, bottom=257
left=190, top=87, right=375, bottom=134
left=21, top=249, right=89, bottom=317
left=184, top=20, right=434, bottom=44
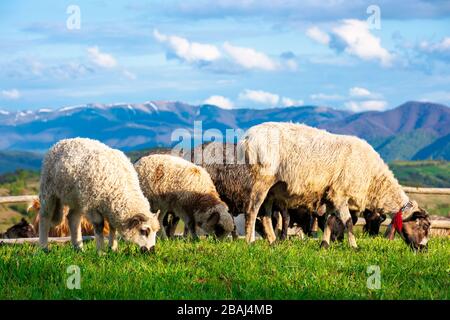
left=1, top=187, right=449, bottom=205
left=0, top=195, right=38, bottom=205
left=402, top=187, right=450, bottom=195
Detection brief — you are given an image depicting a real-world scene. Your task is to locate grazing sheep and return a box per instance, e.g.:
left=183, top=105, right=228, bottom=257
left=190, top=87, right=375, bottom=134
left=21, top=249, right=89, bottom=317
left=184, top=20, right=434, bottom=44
left=134, top=154, right=234, bottom=239
left=189, top=141, right=390, bottom=243
left=0, top=218, right=36, bottom=239
left=29, top=199, right=110, bottom=237
left=39, top=138, right=160, bottom=252
left=188, top=141, right=288, bottom=240
left=239, top=122, right=430, bottom=250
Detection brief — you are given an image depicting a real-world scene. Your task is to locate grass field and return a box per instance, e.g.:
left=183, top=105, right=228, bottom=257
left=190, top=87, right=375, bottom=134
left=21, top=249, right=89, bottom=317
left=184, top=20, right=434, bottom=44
left=0, top=236, right=449, bottom=300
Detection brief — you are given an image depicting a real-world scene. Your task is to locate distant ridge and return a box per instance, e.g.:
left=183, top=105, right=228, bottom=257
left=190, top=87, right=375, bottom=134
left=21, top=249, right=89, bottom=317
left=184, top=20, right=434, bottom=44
left=0, top=101, right=448, bottom=163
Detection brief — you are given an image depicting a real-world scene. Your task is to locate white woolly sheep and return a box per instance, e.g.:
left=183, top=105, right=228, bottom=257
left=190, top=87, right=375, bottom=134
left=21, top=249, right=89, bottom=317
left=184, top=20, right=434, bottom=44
left=239, top=122, right=430, bottom=250
left=134, top=154, right=234, bottom=239
left=39, top=138, right=160, bottom=252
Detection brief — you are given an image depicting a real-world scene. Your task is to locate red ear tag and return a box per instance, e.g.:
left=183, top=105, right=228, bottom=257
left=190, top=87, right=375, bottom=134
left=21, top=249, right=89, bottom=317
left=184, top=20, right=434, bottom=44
left=393, top=210, right=403, bottom=232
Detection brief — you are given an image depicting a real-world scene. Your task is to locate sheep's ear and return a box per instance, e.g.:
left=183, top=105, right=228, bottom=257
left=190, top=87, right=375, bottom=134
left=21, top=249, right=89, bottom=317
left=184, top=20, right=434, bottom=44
left=125, top=214, right=148, bottom=229
left=155, top=210, right=161, bottom=219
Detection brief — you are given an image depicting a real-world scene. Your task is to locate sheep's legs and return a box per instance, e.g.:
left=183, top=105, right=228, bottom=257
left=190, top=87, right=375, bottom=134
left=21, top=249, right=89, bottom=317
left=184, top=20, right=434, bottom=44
left=280, top=207, right=289, bottom=240
left=38, top=215, right=51, bottom=251
left=93, top=219, right=105, bottom=252
left=310, top=217, right=319, bottom=238
left=261, top=201, right=277, bottom=244
left=245, top=184, right=272, bottom=243
left=338, top=204, right=358, bottom=249
left=320, top=215, right=332, bottom=248
left=167, top=214, right=181, bottom=238
left=231, top=225, right=239, bottom=240
left=185, top=217, right=199, bottom=240
left=108, top=226, right=118, bottom=251
left=157, top=210, right=168, bottom=240
left=67, top=209, right=83, bottom=250
left=38, top=197, right=59, bottom=251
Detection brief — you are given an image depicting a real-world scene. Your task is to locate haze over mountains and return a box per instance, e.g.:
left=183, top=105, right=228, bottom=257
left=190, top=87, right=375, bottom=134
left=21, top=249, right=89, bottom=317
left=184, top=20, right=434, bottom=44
left=0, top=100, right=448, bottom=173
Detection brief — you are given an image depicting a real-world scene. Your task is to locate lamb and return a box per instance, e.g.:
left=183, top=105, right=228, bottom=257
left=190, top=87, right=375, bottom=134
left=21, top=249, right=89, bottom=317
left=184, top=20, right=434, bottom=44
left=39, top=138, right=160, bottom=252
left=239, top=122, right=430, bottom=251
left=134, top=154, right=234, bottom=239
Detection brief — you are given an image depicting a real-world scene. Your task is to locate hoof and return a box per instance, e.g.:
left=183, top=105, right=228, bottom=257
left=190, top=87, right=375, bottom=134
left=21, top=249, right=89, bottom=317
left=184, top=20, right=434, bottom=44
left=73, top=246, right=84, bottom=252
left=320, top=241, right=329, bottom=249
left=310, top=231, right=319, bottom=239
left=42, top=247, right=50, bottom=254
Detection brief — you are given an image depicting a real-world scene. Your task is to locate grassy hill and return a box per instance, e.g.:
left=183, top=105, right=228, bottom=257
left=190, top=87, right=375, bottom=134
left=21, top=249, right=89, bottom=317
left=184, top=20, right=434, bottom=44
left=389, top=160, right=450, bottom=188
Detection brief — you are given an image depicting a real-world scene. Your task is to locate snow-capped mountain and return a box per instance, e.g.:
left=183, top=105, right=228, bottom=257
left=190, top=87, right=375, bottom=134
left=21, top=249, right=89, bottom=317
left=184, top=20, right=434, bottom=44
left=0, top=101, right=448, bottom=162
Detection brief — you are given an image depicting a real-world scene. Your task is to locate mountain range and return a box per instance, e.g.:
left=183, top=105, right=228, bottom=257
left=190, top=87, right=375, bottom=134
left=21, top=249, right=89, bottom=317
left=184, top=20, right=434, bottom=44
left=0, top=100, right=448, bottom=173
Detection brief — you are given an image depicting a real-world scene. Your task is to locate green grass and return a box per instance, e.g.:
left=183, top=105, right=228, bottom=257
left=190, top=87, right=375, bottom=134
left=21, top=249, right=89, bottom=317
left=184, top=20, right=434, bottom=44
left=0, top=237, right=449, bottom=300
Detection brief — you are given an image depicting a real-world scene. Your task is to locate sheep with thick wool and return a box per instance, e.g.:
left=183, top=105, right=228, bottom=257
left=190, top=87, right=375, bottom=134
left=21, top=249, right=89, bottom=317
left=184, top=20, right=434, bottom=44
left=239, top=122, right=430, bottom=250
left=39, top=138, right=160, bottom=252
left=134, top=154, right=234, bottom=239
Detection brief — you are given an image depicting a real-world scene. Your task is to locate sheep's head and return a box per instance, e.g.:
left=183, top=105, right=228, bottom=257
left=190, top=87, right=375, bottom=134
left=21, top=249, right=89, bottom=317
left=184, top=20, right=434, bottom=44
left=196, top=203, right=234, bottom=239
left=2, top=218, right=36, bottom=239
left=123, top=212, right=160, bottom=253
left=386, top=201, right=431, bottom=252
left=363, top=209, right=386, bottom=236
left=400, top=207, right=430, bottom=252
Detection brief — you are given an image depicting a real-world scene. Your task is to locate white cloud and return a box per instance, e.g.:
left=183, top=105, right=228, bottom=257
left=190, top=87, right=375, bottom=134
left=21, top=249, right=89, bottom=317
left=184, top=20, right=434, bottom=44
left=331, top=19, right=393, bottom=66
left=87, top=46, right=117, bottom=68
left=282, top=97, right=304, bottom=107
left=153, top=29, right=221, bottom=63
left=419, top=37, right=450, bottom=53
left=310, top=93, right=345, bottom=101
left=122, top=69, right=137, bottom=80
left=1, top=89, right=20, bottom=100
left=223, top=42, right=278, bottom=71
left=306, top=26, right=330, bottom=45
left=204, top=95, right=234, bottom=109
left=239, top=89, right=279, bottom=106
left=344, top=100, right=387, bottom=112
left=349, top=86, right=371, bottom=97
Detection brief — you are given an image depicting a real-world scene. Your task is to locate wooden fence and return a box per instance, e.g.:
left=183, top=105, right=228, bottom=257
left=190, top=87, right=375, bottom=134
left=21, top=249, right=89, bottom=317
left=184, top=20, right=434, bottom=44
left=0, top=187, right=449, bottom=244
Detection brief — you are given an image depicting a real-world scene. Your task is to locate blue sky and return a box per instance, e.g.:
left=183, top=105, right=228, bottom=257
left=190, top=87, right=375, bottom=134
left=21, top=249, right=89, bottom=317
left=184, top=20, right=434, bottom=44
left=0, top=0, right=449, bottom=112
